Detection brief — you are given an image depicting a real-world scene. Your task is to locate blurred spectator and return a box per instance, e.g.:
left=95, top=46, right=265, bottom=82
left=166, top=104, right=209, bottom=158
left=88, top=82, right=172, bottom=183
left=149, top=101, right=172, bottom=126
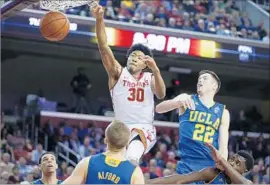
left=31, top=144, right=46, bottom=164
left=9, top=165, right=23, bottom=183
left=14, top=145, right=29, bottom=161
left=57, top=161, right=67, bottom=179
left=62, top=166, right=74, bottom=180
left=23, top=139, right=33, bottom=152
left=69, top=131, right=80, bottom=153
left=79, top=136, right=92, bottom=159
left=32, top=165, right=41, bottom=180
left=70, top=67, right=91, bottom=114
left=263, top=167, right=270, bottom=184
left=148, top=159, right=162, bottom=178
left=262, top=31, right=270, bottom=42
left=154, top=151, right=165, bottom=168
left=0, top=153, right=14, bottom=174
left=0, top=171, right=10, bottom=184
left=25, top=152, right=36, bottom=166
left=20, top=173, right=34, bottom=184
left=17, top=157, right=32, bottom=179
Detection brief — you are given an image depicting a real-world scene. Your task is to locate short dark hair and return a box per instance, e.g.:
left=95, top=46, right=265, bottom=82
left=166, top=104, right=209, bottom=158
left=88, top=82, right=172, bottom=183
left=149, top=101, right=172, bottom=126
left=39, top=152, right=57, bottom=164
left=237, top=150, right=254, bottom=171
left=199, top=70, right=221, bottom=93
left=126, top=44, right=153, bottom=58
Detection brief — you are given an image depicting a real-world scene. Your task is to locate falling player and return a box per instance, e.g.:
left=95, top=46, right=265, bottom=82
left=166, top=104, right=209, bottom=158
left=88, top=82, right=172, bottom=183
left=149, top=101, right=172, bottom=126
left=156, top=70, right=230, bottom=183
left=32, top=152, right=62, bottom=184
left=147, top=143, right=254, bottom=184
left=92, top=4, right=166, bottom=164
left=62, top=120, right=145, bottom=184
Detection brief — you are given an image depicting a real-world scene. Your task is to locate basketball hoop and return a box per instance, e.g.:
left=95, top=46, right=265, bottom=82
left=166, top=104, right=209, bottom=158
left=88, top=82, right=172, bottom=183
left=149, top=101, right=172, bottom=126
left=40, top=0, right=98, bottom=11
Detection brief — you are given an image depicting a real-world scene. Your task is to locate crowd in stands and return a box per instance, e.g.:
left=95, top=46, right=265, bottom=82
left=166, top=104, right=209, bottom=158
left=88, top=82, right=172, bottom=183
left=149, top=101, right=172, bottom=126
left=28, top=0, right=270, bottom=42
left=1, top=118, right=270, bottom=184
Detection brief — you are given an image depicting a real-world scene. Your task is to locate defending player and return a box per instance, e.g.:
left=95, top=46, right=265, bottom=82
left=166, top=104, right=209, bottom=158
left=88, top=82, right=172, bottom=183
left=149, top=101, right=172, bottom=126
left=62, top=120, right=145, bottom=184
left=147, top=143, right=254, bottom=184
left=155, top=70, right=230, bottom=181
left=32, top=152, right=62, bottom=184
left=92, top=3, right=166, bottom=164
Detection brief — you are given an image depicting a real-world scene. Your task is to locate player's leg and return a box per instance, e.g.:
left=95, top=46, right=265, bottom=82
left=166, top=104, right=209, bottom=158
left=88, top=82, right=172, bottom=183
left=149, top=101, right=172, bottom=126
left=126, top=124, right=156, bottom=165
left=126, top=135, right=145, bottom=165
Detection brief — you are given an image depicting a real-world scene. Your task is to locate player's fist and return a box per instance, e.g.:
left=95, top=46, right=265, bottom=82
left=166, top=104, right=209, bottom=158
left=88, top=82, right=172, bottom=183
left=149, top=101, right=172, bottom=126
left=144, top=56, right=159, bottom=73
left=92, top=3, right=104, bottom=20
left=176, top=93, right=195, bottom=110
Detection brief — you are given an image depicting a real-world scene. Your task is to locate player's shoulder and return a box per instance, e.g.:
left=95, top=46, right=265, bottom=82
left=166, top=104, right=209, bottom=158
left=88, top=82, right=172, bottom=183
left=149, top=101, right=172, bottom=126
left=221, top=108, right=230, bottom=118
left=81, top=156, right=92, bottom=164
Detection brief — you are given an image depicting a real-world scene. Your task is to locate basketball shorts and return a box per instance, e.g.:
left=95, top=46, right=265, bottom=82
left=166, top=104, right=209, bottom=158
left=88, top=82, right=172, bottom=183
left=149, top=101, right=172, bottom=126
left=127, top=124, right=156, bottom=154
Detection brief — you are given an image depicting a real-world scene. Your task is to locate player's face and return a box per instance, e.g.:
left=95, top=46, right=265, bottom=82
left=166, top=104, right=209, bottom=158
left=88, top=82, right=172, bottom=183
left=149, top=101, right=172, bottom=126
left=228, top=154, right=247, bottom=174
left=127, top=50, right=147, bottom=74
left=197, top=73, right=217, bottom=94
left=40, top=154, right=58, bottom=173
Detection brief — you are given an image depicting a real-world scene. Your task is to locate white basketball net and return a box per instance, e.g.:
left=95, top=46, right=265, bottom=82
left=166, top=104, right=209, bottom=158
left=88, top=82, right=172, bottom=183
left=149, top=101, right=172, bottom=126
left=40, top=0, right=98, bottom=11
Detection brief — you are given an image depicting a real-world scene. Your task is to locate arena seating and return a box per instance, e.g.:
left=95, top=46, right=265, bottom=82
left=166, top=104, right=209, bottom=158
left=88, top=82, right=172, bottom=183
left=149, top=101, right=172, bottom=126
left=27, top=0, right=270, bottom=41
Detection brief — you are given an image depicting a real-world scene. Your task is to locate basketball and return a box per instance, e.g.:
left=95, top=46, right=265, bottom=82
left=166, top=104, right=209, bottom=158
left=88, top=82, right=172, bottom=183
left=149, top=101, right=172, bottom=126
left=40, top=11, right=70, bottom=42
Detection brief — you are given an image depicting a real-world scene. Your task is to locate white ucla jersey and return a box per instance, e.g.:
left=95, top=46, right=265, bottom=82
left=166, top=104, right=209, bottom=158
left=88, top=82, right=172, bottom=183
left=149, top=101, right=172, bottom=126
left=110, top=67, right=155, bottom=125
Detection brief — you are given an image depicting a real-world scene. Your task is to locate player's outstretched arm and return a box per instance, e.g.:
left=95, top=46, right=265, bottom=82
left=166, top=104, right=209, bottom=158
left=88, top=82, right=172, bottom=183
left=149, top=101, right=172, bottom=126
left=155, top=93, right=195, bottom=114
left=218, top=108, right=230, bottom=160
left=61, top=157, right=89, bottom=184
left=146, top=168, right=217, bottom=184
left=131, top=166, right=145, bottom=184
left=92, top=5, right=121, bottom=81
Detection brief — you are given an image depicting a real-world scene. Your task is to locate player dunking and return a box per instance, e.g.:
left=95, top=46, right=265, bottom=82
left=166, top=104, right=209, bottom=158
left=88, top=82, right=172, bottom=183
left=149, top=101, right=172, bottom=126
left=62, top=120, right=145, bottom=184
left=156, top=70, right=230, bottom=183
left=92, top=4, right=166, bottom=164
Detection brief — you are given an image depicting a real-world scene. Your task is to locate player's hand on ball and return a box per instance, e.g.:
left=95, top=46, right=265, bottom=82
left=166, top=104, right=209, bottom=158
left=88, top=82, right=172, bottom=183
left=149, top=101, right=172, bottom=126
left=176, top=94, right=195, bottom=110
left=144, top=56, right=159, bottom=73
left=92, top=4, right=104, bottom=20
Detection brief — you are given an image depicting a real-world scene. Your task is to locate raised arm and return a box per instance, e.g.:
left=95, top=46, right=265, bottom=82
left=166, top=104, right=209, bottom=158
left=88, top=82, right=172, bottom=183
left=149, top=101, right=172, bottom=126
left=155, top=93, right=195, bottom=114
left=62, top=157, right=90, bottom=184
left=218, top=108, right=230, bottom=160
left=92, top=5, right=121, bottom=85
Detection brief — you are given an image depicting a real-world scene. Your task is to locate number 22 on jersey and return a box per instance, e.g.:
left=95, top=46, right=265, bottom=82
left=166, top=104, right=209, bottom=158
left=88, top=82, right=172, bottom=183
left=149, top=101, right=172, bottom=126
left=193, top=123, right=215, bottom=144
left=128, top=88, right=144, bottom=102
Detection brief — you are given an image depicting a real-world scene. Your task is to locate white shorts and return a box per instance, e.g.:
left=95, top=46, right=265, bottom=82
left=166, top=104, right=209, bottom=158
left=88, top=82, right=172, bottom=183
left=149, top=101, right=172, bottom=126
left=127, top=124, right=156, bottom=154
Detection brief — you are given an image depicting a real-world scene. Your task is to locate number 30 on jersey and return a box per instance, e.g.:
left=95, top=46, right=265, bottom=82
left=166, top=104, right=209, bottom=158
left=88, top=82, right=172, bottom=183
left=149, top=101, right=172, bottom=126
left=128, top=88, right=144, bottom=102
